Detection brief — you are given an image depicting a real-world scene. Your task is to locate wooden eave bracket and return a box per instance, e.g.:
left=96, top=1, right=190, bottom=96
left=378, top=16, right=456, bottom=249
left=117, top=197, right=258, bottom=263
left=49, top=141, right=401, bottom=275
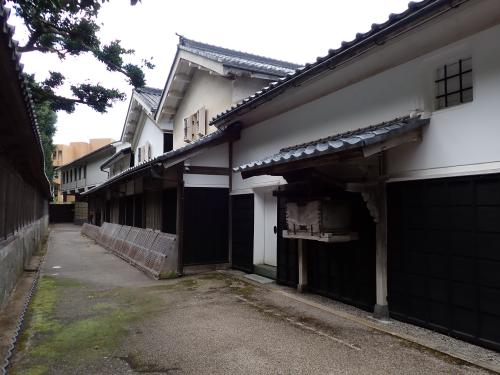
left=362, top=129, right=422, bottom=158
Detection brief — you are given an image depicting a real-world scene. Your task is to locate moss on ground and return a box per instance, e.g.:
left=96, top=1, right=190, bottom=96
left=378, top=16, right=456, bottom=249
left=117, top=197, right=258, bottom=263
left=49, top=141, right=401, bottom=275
left=11, top=276, right=160, bottom=375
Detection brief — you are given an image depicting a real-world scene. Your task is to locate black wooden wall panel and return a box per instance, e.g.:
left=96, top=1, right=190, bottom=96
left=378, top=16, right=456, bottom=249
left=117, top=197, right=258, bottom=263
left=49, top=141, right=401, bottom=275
left=231, top=194, right=254, bottom=273
left=306, top=193, right=376, bottom=312
left=388, top=174, right=500, bottom=351
left=183, top=187, right=229, bottom=265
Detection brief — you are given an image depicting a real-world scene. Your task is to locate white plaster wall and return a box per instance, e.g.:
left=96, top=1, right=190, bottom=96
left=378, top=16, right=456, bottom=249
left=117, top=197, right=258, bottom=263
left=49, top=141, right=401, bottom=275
left=86, top=156, right=109, bottom=187
left=232, top=77, right=269, bottom=104
left=134, top=117, right=164, bottom=165
left=232, top=23, right=500, bottom=191
left=183, top=143, right=229, bottom=188
left=173, top=70, right=233, bottom=149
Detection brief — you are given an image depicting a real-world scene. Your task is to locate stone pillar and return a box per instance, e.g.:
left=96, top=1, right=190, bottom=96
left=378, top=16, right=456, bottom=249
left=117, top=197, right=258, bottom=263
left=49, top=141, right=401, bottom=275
left=297, top=239, right=308, bottom=293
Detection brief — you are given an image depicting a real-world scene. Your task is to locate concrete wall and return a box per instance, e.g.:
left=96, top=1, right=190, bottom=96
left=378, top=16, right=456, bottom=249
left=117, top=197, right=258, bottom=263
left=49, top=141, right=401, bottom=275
left=0, top=215, right=49, bottom=308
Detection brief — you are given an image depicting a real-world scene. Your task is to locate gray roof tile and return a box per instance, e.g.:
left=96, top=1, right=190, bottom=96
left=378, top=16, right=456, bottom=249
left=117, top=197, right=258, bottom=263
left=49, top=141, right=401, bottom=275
left=178, top=35, right=301, bottom=77
left=135, top=86, right=162, bottom=113
left=210, top=0, right=446, bottom=126
left=235, top=116, right=429, bottom=174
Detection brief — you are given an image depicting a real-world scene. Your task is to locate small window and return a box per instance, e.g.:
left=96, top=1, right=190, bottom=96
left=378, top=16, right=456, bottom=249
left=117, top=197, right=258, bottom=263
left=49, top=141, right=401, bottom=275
left=147, top=143, right=152, bottom=160
left=138, top=147, right=142, bottom=163
left=435, top=58, right=473, bottom=110
left=83, top=165, right=86, bottom=179
left=78, top=167, right=81, bottom=180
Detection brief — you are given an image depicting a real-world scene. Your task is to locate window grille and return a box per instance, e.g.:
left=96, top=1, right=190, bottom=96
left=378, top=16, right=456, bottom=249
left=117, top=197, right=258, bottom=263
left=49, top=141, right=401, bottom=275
left=435, top=58, right=472, bottom=110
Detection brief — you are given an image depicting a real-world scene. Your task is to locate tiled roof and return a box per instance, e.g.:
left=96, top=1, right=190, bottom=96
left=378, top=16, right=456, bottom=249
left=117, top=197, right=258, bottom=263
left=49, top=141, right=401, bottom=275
left=82, top=126, right=239, bottom=196
left=235, top=116, right=429, bottom=175
left=0, top=3, right=50, bottom=196
left=178, top=35, right=301, bottom=77
left=211, top=0, right=452, bottom=127
left=135, top=86, right=162, bottom=113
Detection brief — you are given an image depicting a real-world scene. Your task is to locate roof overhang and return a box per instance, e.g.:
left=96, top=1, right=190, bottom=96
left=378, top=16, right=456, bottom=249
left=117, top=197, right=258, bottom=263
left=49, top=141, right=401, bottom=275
left=211, top=0, right=500, bottom=129
left=82, top=125, right=240, bottom=197
left=100, top=147, right=131, bottom=171
left=236, top=116, right=429, bottom=179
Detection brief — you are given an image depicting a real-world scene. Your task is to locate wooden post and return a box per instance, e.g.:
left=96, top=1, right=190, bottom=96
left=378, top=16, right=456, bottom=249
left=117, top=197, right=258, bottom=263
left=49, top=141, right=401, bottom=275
left=176, top=163, right=185, bottom=276
left=374, top=183, right=388, bottom=319
left=297, top=239, right=308, bottom=293
left=228, top=141, right=233, bottom=267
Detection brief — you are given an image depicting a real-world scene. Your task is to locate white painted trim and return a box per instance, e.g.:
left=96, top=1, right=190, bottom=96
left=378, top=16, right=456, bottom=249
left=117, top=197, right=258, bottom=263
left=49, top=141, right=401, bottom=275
left=388, top=161, right=500, bottom=182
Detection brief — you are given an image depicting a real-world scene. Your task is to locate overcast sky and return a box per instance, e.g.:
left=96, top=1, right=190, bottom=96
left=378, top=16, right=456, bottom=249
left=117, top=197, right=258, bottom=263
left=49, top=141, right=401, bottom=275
left=10, top=0, right=412, bottom=145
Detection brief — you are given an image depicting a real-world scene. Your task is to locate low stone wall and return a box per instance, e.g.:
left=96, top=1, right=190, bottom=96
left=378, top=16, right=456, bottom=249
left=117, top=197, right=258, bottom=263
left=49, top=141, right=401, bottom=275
left=0, top=215, right=49, bottom=308
left=81, top=222, right=178, bottom=279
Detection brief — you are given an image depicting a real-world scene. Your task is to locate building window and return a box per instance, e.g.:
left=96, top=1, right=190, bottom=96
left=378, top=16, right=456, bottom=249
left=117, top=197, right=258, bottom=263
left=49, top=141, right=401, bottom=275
left=163, top=133, right=173, bottom=153
left=84, top=165, right=86, bottom=179
left=78, top=167, right=81, bottom=180
left=138, top=147, right=142, bottom=163
left=435, top=58, right=472, bottom=110
left=62, top=172, right=65, bottom=184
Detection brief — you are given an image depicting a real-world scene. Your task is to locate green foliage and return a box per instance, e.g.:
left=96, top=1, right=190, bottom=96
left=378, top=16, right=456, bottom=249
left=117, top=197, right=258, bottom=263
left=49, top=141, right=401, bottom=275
left=10, top=0, right=154, bottom=113
left=10, top=0, right=151, bottom=183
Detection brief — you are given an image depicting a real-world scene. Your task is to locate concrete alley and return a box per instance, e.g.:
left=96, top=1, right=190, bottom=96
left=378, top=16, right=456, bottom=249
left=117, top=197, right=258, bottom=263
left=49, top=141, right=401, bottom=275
left=9, top=225, right=493, bottom=374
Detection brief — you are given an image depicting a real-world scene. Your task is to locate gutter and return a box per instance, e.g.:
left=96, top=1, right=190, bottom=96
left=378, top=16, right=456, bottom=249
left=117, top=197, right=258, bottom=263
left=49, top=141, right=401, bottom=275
left=210, top=0, right=469, bottom=128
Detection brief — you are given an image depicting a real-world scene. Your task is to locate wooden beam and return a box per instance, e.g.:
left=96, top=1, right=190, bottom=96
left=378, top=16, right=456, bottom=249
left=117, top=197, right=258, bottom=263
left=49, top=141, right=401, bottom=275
left=183, top=166, right=231, bottom=175
left=174, top=73, right=191, bottom=83
left=162, top=106, right=177, bottom=115
left=176, top=163, right=185, bottom=275
left=167, top=91, right=183, bottom=99
left=363, top=129, right=421, bottom=158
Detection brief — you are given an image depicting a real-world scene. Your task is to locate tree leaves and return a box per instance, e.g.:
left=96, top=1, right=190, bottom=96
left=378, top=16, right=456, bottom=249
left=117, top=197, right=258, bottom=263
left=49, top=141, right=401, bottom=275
left=11, top=0, right=152, bottom=113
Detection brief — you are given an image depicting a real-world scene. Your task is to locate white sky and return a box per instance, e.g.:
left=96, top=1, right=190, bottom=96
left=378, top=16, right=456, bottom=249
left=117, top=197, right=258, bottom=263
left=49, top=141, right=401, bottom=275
left=10, top=0, right=412, bottom=145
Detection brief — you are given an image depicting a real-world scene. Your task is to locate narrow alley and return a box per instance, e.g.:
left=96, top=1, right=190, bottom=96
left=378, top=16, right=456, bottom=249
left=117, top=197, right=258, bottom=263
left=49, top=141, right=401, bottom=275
left=8, top=225, right=490, bottom=374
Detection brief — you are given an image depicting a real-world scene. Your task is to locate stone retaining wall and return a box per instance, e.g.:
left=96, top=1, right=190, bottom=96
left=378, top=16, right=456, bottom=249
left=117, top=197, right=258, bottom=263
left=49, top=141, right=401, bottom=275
left=0, top=215, right=49, bottom=308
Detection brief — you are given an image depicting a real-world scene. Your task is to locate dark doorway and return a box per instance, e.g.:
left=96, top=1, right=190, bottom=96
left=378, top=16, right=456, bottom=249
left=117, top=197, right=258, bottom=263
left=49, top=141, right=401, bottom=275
left=118, top=198, right=126, bottom=225
left=276, top=196, right=299, bottom=287
left=134, top=195, right=143, bottom=228
left=183, top=187, right=229, bottom=265
left=388, top=174, right=500, bottom=351
left=231, top=194, right=254, bottom=273
left=162, top=188, right=177, bottom=234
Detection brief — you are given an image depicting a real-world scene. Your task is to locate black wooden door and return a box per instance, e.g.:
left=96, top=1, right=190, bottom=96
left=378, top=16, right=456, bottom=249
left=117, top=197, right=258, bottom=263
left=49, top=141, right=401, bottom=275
left=276, top=196, right=299, bottom=287
left=231, top=194, right=254, bottom=273
left=306, top=193, right=376, bottom=312
left=183, top=187, right=229, bottom=265
left=388, top=175, right=500, bottom=351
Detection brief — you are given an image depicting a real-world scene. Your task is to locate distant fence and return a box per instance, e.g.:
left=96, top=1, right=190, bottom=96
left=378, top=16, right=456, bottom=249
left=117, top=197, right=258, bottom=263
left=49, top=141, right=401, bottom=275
left=81, top=222, right=177, bottom=279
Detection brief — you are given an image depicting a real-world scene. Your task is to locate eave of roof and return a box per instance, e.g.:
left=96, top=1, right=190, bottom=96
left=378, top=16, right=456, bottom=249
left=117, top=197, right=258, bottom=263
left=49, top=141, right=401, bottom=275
left=55, top=143, right=116, bottom=170
left=210, top=0, right=467, bottom=128
left=235, top=116, right=429, bottom=178
left=178, top=35, right=301, bottom=77
left=120, top=87, right=162, bottom=142
left=0, top=3, right=50, bottom=197
left=154, top=35, right=303, bottom=124
left=100, top=147, right=131, bottom=170
left=82, top=125, right=240, bottom=196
